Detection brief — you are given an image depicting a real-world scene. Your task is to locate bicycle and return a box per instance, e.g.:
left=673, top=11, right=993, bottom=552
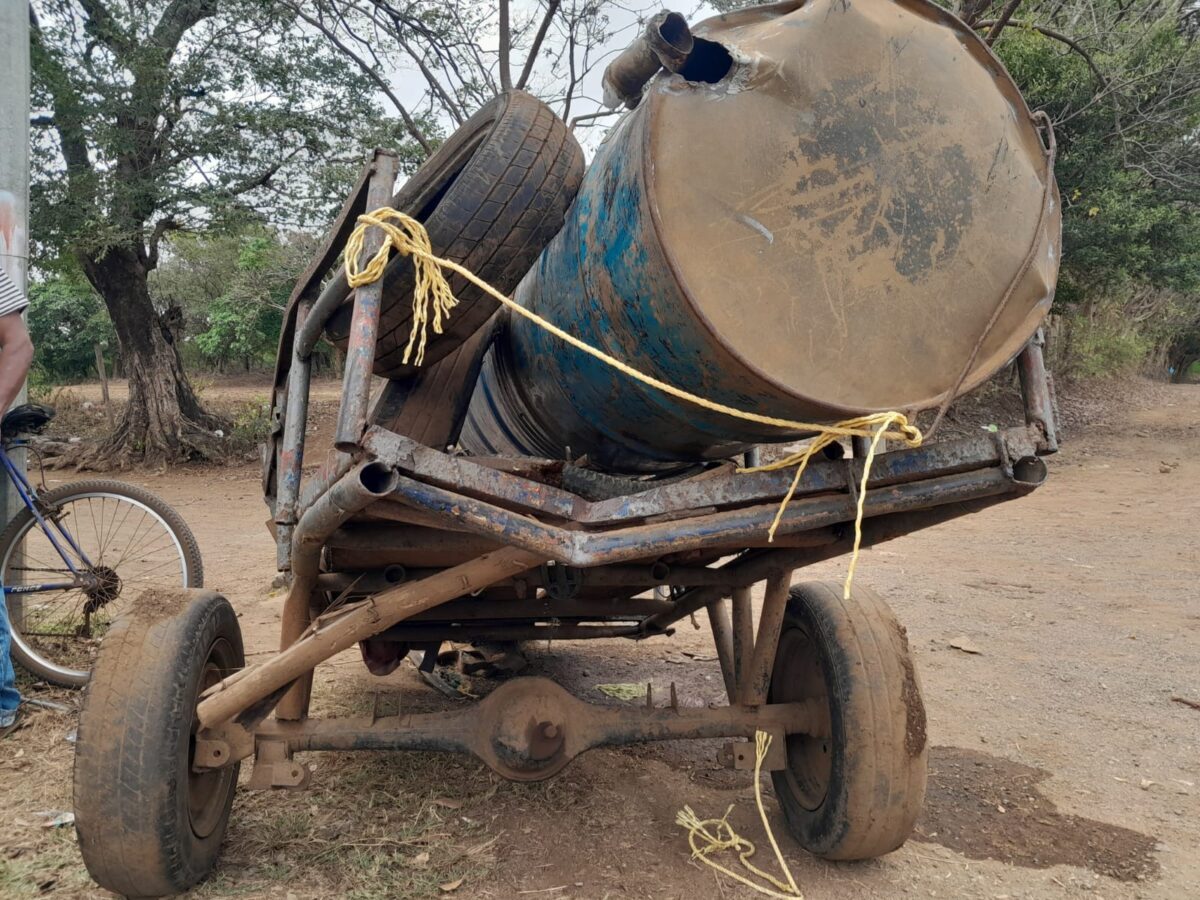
left=0, top=403, right=203, bottom=687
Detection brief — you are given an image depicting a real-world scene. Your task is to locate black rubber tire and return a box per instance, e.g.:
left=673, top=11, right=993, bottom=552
left=769, top=582, right=928, bottom=860
left=0, top=479, right=204, bottom=688
left=326, top=91, right=584, bottom=377
left=74, top=589, right=243, bottom=897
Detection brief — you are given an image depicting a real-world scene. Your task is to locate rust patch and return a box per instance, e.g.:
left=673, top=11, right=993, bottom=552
left=917, top=746, right=1160, bottom=882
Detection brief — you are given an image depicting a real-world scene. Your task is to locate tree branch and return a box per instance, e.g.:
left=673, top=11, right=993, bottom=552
left=498, top=0, right=512, bottom=91
left=516, top=0, right=560, bottom=91
left=985, top=0, right=1025, bottom=44
left=76, top=0, right=133, bottom=57
left=29, top=7, right=94, bottom=183
left=975, top=19, right=1109, bottom=88
left=284, top=1, right=434, bottom=154
left=145, top=217, right=181, bottom=270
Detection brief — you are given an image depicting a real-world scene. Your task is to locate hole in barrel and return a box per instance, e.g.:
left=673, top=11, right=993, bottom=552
left=677, top=38, right=734, bottom=84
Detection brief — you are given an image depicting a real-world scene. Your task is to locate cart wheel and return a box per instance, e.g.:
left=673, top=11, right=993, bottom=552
left=73, top=589, right=243, bottom=897
left=768, top=582, right=928, bottom=860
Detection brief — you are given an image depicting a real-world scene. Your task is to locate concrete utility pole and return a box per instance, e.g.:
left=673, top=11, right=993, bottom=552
left=0, top=0, right=31, bottom=519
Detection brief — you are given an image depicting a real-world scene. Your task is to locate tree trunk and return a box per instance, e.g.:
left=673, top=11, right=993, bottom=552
left=77, top=245, right=226, bottom=466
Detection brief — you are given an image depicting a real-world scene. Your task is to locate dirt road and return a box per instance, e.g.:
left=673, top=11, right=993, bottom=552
left=2, top=383, right=1197, bottom=899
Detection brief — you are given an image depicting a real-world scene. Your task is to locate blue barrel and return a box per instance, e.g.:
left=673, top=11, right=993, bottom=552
left=463, top=0, right=1060, bottom=472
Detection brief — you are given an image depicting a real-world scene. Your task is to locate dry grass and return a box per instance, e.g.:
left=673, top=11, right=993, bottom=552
left=0, top=665, right=507, bottom=899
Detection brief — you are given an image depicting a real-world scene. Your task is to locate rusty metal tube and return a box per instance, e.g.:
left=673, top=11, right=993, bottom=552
left=707, top=598, right=738, bottom=701
left=292, top=462, right=400, bottom=579
left=387, top=465, right=1023, bottom=567
left=731, top=586, right=754, bottom=694
left=233, top=699, right=819, bottom=764
left=334, top=151, right=398, bottom=449
left=277, top=460, right=399, bottom=720
left=274, top=299, right=314, bottom=571
left=739, top=570, right=792, bottom=706
left=1016, top=327, right=1059, bottom=453
left=198, top=547, right=544, bottom=728
left=601, top=11, right=694, bottom=109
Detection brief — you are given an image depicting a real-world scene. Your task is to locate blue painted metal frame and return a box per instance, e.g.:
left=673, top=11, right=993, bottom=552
left=0, top=440, right=94, bottom=597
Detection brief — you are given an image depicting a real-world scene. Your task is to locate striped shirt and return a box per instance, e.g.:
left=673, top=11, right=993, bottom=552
left=0, top=266, right=28, bottom=318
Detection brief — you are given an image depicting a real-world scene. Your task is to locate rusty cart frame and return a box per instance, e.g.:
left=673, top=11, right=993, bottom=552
left=73, top=148, right=1059, bottom=895
left=209, top=146, right=1057, bottom=779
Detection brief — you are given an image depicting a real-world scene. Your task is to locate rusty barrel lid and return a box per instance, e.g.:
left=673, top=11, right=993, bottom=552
left=646, top=0, right=1060, bottom=414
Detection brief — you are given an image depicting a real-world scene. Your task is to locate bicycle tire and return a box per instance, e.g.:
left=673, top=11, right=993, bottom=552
left=0, top=479, right=203, bottom=687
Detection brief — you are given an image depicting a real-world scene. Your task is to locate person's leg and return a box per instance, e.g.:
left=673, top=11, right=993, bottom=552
left=0, top=593, right=20, bottom=729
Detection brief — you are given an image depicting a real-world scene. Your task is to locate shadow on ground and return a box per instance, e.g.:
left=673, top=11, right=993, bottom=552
left=917, top=746, right=1159, bottom=882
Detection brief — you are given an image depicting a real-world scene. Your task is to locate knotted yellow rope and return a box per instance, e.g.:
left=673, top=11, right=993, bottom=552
left=676, top=731, right=802, bottom=898
left=342, top=208, right=924, bottom=597
left=344, top=208, right=458, bottom=366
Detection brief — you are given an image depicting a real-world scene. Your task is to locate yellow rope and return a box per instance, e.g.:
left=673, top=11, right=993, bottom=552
left=675, top=731, right=802, bottom=898
left=344, top=209, right=459, bottom=366
left=342, top=208, right=924, bottom=597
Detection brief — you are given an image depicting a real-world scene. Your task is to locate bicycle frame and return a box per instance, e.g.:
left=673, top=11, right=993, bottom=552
left=0, top=441, right=97, bottom=597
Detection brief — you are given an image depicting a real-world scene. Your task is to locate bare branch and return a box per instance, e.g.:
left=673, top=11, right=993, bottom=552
left=975, top=19, right=1108, bottom=87
left=283, top=1, right=434, bottom=154
left=985, top=0, right=1025, bottom=44
left=499, top=0, right=513, bottom=91
left=517, top=0, right=561, bottom=90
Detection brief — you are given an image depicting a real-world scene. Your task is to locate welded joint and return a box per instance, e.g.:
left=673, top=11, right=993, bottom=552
left=719, top=733, right=787, bottom=772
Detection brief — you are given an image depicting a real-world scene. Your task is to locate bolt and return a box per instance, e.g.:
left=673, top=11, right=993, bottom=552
left=540, top=722, right=560, bottom=740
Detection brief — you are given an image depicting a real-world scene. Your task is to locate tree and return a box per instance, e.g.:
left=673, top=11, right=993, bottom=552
left=26, top=271, right=116, bottom=384
left=291, top=0, right=622, bottom=136
left=28, top=0, right=394, bottom=465
left=979, top=0, right=1200, bottom=374
left=150, top=226, right=319, bottom=373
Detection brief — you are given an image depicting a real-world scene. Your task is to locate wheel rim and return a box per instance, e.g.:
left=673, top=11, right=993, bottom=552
left=3, top=491, right=190, bottom=682
left=188, top=637, right=236, bottom=840
left=773, top=625, right=833, bottom=811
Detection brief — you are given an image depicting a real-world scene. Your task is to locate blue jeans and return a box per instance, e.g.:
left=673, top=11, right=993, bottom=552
left=0, top=593, right=19, bottom=726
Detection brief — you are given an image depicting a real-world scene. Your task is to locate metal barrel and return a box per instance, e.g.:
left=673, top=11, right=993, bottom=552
left=464, top=0, right=1060, bottom=472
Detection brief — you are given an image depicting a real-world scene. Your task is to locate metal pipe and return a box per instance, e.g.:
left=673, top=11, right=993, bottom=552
left=739, top=570, right=792, bottom=706
left=601, top=11, right=694, bottom=109
left=236, top=699, right=819, bottom=763
left=292, top=463, right=400, bottom=579
left=335, top=151, right=399, bottom=449
left=372, top=622, right=642, bottom=643
left=277, top=461, right=400, bottom=719
left=198, top=547, right=545, bottom=728
left=386, top=465, right=1024, bottom=567
left=274, top=298, right=315, bottom=571
left=639, top=487, right=1038, bottom=636
left=1016, top=326, right=1059, bottom=453
left=731, top=586, right=754, bottom=695
left=707, top=598, right=738, bottom=701
left=365, top=424, right=1040, bottom=526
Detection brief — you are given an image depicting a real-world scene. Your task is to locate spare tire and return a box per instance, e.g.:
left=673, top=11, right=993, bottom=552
left=325, top=91, right=585, bottom=378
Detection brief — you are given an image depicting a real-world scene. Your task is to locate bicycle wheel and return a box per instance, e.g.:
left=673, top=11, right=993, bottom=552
left=0, top=479, right=203, bottom=687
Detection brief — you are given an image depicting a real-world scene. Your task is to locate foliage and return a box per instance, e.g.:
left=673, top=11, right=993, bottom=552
left=151, top=227, right=316, bottom=372
left=26, top=273, right=116, bottom=384
left=29, top=0, right=417, bottom=259
left=27, top=0, right=428, bottom=461
left=981, top=0, right=1200, bottom=377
